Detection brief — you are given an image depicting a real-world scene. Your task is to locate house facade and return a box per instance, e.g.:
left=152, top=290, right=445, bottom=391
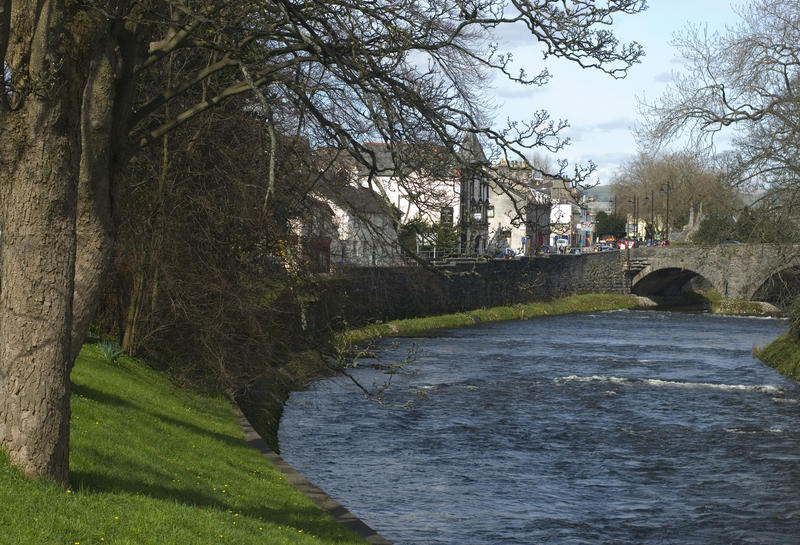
left=488, top=160, right=552, bottom=255
left=293, top=179, right=404, bottom=271
left=354, top=135, right=491, bottom=256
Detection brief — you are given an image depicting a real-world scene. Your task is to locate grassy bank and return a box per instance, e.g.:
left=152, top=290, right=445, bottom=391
left=337, top=290, right=783, bottom=349
left=0, top=344, right=368, bottom=545
left=756, top=333, right=800, bottom=382
left=341, top=293, right=645, bottom=345
left=686, top=289, right=782, bottom=317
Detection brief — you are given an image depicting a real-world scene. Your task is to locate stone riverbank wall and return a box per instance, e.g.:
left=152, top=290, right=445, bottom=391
left=310, top=251, right=627, bottom=329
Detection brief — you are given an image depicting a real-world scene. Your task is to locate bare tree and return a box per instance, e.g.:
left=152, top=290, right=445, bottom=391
left=638, top=0, right=800, bottom=206
left=0, top=0, right=645, bottom=484
left=611, top=151, right=742, bottom=237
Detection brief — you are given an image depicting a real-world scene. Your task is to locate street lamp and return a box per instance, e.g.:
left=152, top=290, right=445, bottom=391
left=660, top=182, right=671, bottom=243
left=628, top=195, right=639, bottom=240
left=644, top=191, right=654, bottom=243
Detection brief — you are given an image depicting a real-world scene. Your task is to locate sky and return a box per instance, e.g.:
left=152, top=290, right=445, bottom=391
left=488, top=0, right=745, bottom=184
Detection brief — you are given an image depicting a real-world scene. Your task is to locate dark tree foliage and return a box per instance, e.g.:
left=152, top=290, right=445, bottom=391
left=693, top=207, right=800, bottom=244
left=595, top=211, right=627, bottom=238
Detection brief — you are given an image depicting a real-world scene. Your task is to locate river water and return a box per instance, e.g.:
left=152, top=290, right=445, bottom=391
left=278, top=311, right=800, bottom=544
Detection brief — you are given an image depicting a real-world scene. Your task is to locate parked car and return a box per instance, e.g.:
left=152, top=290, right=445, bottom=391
left=568, top=247, right=583, bottom=254
left=535, top=245, right=555, bottom=255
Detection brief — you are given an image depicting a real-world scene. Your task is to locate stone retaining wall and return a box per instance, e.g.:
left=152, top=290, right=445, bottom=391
left=310, top=252, right=626, bottom=329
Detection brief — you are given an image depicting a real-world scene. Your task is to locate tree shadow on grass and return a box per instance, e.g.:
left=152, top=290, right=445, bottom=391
left=71, top=383, right=244, bottom=449
left=68, top=438, right=360, bottom=541
left=68, top=379, right=369, bottom=541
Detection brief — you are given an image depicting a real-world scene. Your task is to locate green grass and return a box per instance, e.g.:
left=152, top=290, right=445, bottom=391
left=0, top=345, right=368, bottom=545
left=755, top=333, right=800, bottom=382
left=341, top=293, right=644, bottom=345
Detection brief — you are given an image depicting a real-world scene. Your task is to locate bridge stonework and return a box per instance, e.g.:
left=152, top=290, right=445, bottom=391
left=625, top=244, right=800, bottom=301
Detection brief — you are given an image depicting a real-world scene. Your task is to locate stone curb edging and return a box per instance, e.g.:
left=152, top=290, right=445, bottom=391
left=236, top=409, right=394, bottom=545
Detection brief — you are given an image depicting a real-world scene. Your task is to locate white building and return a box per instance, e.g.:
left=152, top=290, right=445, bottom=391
left=293, top=181, right=404, bottom=270
left=354, top=136, right=491, bottom=255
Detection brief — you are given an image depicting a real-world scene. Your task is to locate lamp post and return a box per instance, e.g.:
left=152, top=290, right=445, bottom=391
left=628, top=195, right=639, bottom=240
left=660, top=181, right=671, bottom=243
left=644, top=191, right=654, bottom=243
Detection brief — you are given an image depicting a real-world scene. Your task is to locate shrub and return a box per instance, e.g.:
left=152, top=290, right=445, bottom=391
left=96, top=339, right=124, bottom=365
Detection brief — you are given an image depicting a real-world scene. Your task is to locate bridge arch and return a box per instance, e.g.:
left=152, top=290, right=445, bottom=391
left=625, top=244, right=800, bottom=308
left=630, top=265, right=719, bottom=302
left=750, top=264, right=800, bottom=307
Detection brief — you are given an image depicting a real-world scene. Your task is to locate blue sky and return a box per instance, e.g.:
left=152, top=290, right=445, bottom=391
left=488, top=1, right=744, bottom=184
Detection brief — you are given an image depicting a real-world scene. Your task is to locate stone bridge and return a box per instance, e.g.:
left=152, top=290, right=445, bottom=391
left=622, top=244, right=800, bottom=306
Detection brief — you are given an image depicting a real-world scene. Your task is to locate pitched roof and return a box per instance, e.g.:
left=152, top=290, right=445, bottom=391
left=354, top=143, right=413, bottom=177
left=354, top=138, right=486, bottom=178
left=459, top=133, right=487, bottom=164
left=315, top=180, right=394, bottom=216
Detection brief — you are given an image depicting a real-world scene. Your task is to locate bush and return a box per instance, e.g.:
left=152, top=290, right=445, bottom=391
left=96, top=339, right=124, bottom=365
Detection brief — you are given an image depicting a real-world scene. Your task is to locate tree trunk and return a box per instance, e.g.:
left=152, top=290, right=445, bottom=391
left=0, top=3, right=122, bottom=486
left=121, top=269, right=144, bottom=354
left=0, top=104, right=81, bottom=487
left=71, top=38, right=118, bottom=363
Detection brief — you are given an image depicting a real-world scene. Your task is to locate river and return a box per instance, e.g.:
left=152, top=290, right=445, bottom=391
left=278, top=310, right=800, bottom=544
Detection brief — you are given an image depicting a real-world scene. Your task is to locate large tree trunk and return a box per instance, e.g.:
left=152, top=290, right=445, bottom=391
left=0, top=2, right=115, bottom=486
left=0, top=99, right=82, bottom=487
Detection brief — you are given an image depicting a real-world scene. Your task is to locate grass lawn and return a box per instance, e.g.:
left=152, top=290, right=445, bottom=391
left=0, top=344, right=368, bottom=545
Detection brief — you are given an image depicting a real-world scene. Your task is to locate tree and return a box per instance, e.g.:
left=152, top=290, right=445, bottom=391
left=638, top=0, right=800, bottom=231
left=610, top=151, right=742, bottom=238
left=691, top=211, right=739, bottom=244
left=0, top=0, right=646, bottom=484
left=594, top=211, right=626, bottom=238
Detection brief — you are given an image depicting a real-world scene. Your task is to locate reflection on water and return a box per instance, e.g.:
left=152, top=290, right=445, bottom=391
left=279, top=311, right=800, bottom=544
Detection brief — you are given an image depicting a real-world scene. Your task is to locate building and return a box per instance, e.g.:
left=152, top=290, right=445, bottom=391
left=353, top=135, right=491, bottom=256
left=293, top=176, right=404, bottom=270
left=536, top=177, right=593, bottom=249
left=458, top=134, right=491, bottom=255
left=487, top=160, right=551, bottom=255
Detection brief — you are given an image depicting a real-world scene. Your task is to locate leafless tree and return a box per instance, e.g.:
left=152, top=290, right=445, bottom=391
left=611, top=151, right=742, bottom=236
left=638, top=0, right=800, bottom=211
